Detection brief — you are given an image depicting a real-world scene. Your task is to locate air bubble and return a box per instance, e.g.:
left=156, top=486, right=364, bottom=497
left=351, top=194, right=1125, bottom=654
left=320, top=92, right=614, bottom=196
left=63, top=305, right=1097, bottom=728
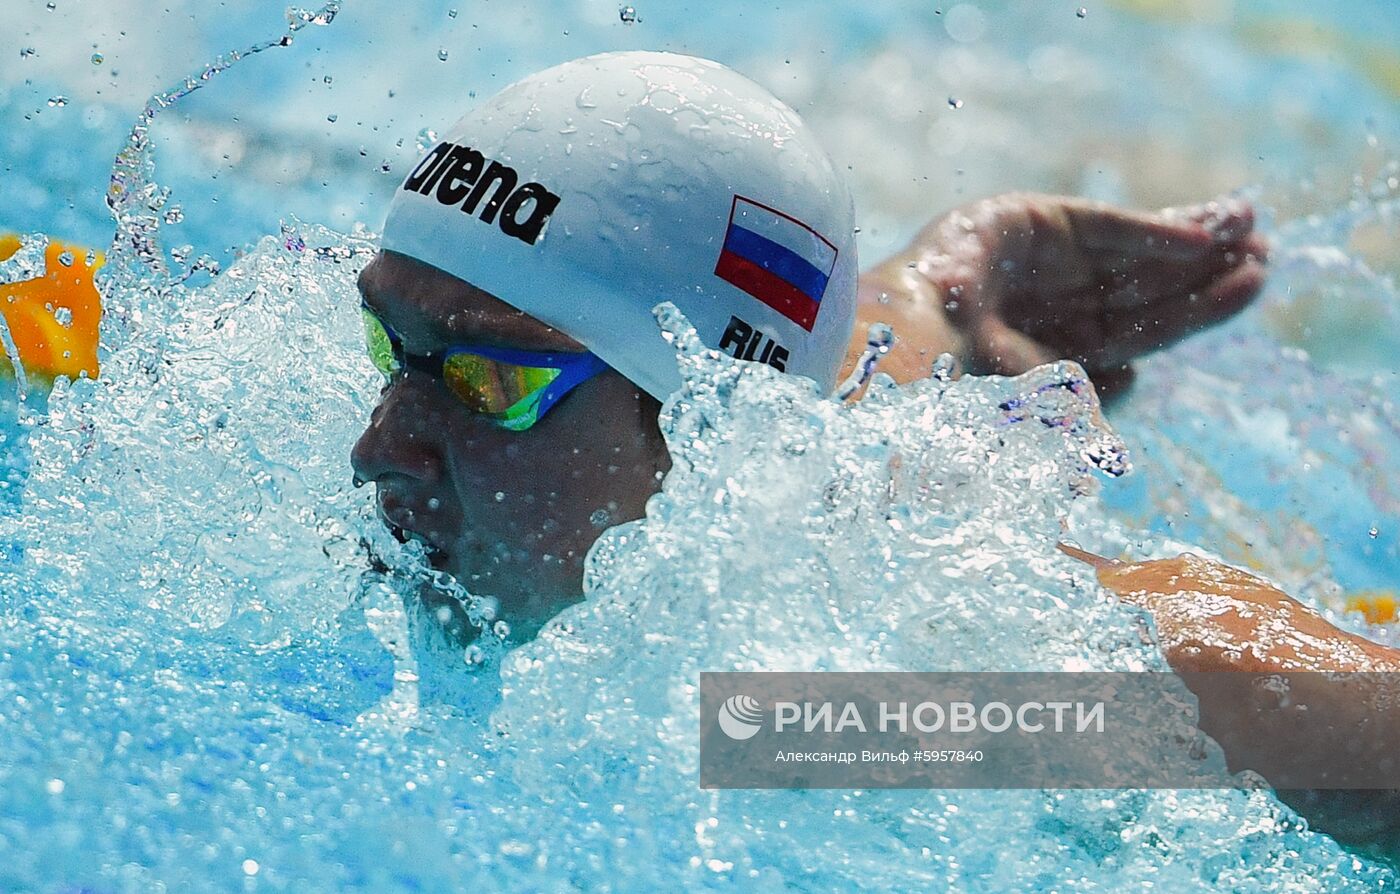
left=494, top=491, right=506, bottom=503
left=427, top=498, right=441, bottom=511
left=91, top=52, right=104, bottom=65
left=1369, top=525, right=1380, bottom=539
left=57, top=251, right=74, bottom=267
left=947, top=97, right=964, bottom=110
left=590, top=508, right=611, bottom=527
left=619, top=5, right=639, bottom=23
left=163, top=207, right=184, bottom=224
left=492, top=620, right=511, bottom=638
left=20, top=48, right=37, bottom=58
left=437, top=48, right=449, bottom=62
left=1077, top=7, right=1088, bottom=17
left=54, top=307, right=73, bottom=327
left=47, top=96, right=69, bottom=108
left=416, top=127, right=438, bottom=153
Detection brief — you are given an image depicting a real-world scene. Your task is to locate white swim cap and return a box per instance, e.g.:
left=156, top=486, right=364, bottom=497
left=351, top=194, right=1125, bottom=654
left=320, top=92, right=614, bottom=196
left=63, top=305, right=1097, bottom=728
left=381, top=51, right=858, bottom=401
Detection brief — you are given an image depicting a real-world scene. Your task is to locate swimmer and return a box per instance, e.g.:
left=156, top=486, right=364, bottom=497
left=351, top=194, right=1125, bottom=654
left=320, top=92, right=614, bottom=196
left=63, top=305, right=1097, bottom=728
left=351, top=50, right=1400, bottom=847
left=352, top=51, right=1268, bottom=634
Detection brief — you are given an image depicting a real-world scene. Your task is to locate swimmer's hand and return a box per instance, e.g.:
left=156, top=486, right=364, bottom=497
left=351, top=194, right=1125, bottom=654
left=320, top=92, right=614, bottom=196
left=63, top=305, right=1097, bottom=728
left=854, top=194, right=1268, bottom=400
left=1058, top=544, right=1398, bottom=673
left=1062, top=544, right=1400, bottom=859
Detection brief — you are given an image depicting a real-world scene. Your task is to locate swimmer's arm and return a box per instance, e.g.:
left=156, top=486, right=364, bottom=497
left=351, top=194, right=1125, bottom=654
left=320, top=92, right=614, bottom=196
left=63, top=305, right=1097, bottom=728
left=1068, top=546, right=1400, bottom=858
left=848, top=193, right=1267, bottom=400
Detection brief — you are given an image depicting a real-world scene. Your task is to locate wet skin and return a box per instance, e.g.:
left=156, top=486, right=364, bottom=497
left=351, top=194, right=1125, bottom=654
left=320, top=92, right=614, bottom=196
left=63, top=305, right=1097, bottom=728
left=353, top=193, right=1268, bottom=633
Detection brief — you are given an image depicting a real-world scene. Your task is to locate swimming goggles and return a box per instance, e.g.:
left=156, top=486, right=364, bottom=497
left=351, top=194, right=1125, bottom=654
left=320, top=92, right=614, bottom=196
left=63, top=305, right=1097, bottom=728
left=362, top=305, right=607, bottom=431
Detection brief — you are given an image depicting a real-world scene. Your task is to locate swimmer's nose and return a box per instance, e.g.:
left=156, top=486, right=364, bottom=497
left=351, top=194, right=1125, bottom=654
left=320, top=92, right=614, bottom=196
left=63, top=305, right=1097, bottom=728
left=350, top=379, right=445, bottom=486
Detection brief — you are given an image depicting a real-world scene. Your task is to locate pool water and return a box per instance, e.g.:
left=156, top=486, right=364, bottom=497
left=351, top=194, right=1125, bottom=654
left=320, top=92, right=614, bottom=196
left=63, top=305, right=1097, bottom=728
left=2, top=0, right=1399, bottom=890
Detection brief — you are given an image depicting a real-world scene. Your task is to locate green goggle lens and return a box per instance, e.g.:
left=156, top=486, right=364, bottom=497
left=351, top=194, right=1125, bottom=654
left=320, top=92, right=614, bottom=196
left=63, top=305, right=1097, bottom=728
left=442, top=352, right=562, bottom=429
left=362, top=308, right=399, bottom=378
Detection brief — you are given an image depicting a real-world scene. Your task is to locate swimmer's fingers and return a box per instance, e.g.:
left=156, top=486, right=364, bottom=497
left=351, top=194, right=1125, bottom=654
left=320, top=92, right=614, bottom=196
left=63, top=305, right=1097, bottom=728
left=1068, top=197, right=1260, bottom=266
left=1099, top=230, right=1269, bottom=311
left=1097, top=255, right=1267, bottom=364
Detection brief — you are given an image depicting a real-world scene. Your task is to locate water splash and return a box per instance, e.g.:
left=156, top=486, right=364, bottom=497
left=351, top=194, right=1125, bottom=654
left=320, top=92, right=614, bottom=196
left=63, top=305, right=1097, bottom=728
left=0, top=232, right=1389, bottom=887
left=103, top=1, right=342, bottom=312
left=2, top=2, right=1398, bottom=886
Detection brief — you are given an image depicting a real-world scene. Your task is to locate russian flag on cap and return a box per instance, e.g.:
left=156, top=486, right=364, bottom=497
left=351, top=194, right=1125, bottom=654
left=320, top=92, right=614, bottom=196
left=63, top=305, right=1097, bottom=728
left=714, top=196, right=839, bottom=332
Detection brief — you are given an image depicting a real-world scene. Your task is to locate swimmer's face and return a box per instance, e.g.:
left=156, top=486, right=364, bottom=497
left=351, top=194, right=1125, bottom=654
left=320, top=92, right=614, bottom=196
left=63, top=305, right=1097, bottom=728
left=351, top=250, right=670, bottom=626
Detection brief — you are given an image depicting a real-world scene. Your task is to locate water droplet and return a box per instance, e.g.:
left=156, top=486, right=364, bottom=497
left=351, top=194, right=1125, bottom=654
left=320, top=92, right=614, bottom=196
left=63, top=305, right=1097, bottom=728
left=619, top=4, right=639, bottom=23
left=947, top=96, right=964, bottom=109
left=437, top=48, right=449, bottom=62
left=1076, top=6, right=1088, bottom=17
left=54, top=307, right=74, bottom=328
left=493, top=491, right=506, bottom=503
left=286, top=3, right=338, bottom=28
left=492, top=620, right=511, bottom=638
left=47, top=96, right=68, bottom=108
left=590, top=508, right=612, bottom=527
left=931, top=353, right=957, bottom=381
left=90, top=52, right=104, bottom=65
left=1369, top=525, right=1380, bottom=539
left=280, top=225, right=305, bottom=253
